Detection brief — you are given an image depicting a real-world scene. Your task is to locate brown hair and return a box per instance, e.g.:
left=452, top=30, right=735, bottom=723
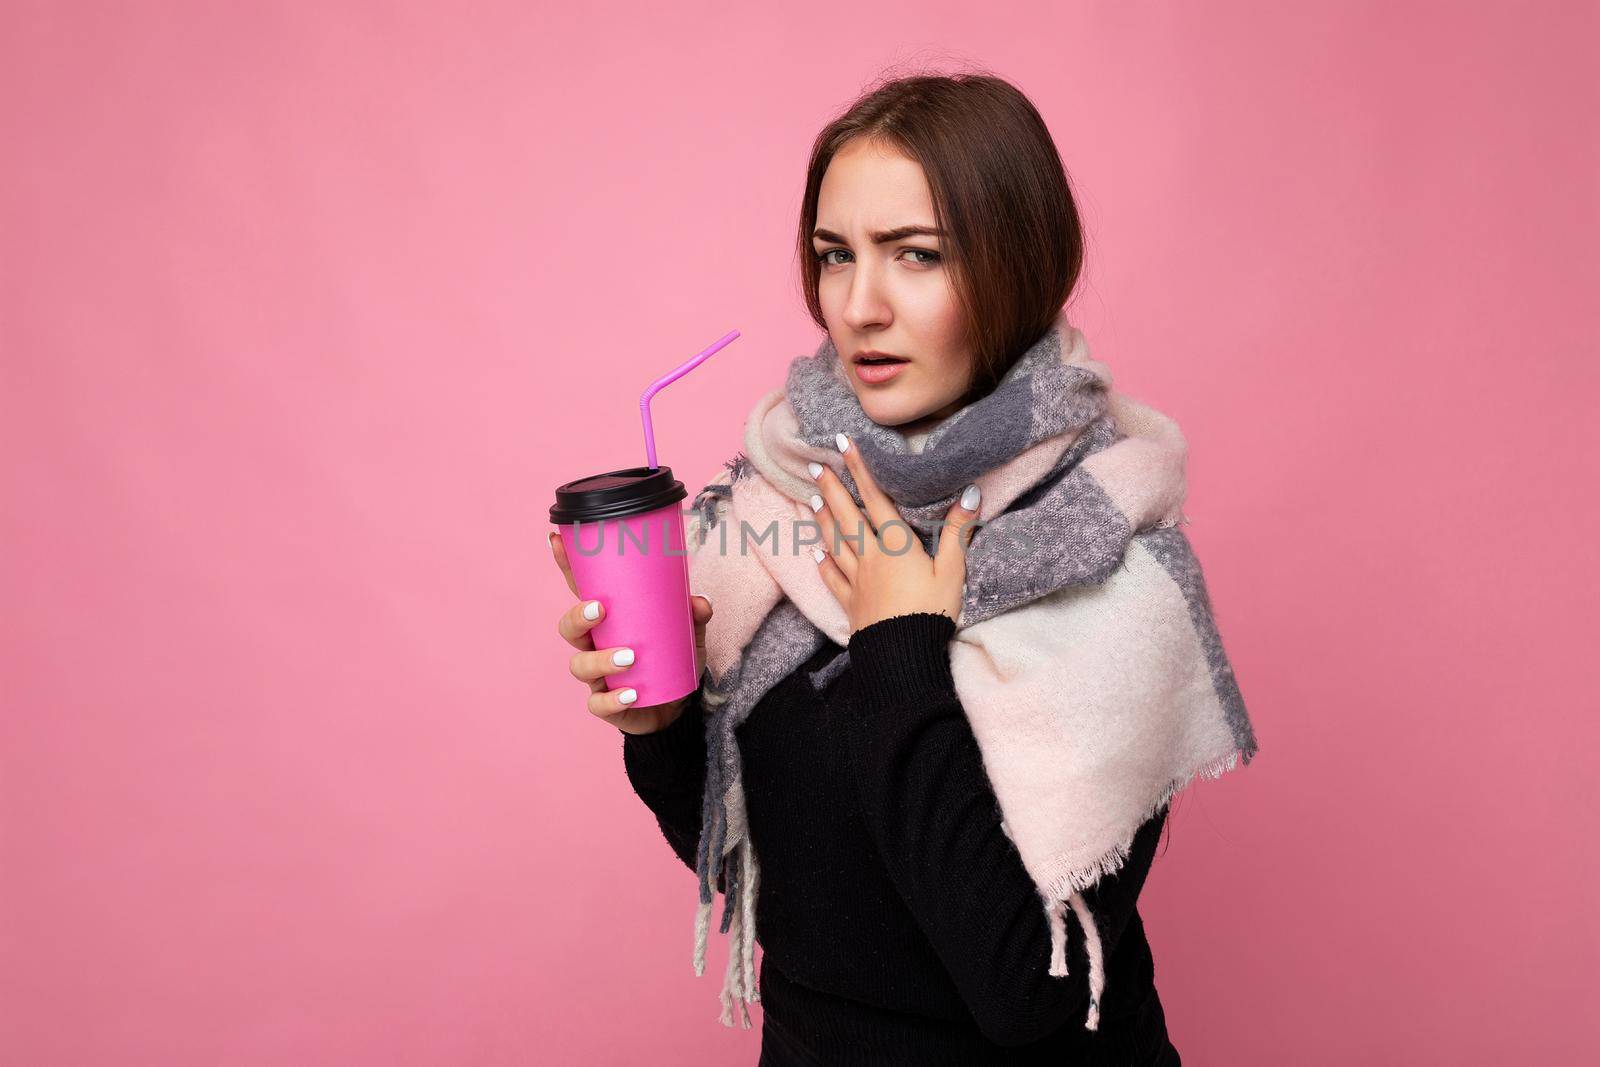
left=795, top=68, right=1086, bottom=402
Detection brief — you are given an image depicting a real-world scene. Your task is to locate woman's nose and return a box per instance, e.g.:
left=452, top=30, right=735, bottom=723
left=842, top=272, right=889, bottom=331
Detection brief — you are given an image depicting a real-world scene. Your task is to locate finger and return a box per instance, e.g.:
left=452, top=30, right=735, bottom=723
left=556, top=596, right=604, bottom=650
left=690, top=593, right=714, bottom=625
left=833, top=433, right=901, bottom=538
left=936, top=482, right=982, bottom=575
left=690, top=595, right=712, bottom=681
left=810, top=544, right=854, bottom=608
left=549, top=532, right=580, bottom=598
left=570, top=645, right=639, bottom=688
left=587, top=684, right=642, bottom=720
left=810, top=453, right=874, bottom=561
left=804, top=488, right=858, bottom=582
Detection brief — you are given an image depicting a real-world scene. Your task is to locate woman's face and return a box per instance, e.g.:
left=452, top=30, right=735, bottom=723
left=810, top=139, right=974, bottom=435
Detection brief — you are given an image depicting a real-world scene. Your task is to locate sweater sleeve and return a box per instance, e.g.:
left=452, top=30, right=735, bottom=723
left=842, top=611, right=1166, bottom=1047
left=621, top=687, right=710, bottom=877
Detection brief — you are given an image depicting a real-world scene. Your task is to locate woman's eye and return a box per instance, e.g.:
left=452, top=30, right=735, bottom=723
left=814, top=248, right=941, bottom=267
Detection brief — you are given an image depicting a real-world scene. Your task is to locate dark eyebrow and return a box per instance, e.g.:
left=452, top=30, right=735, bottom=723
left=811, top=224, right=945, bottom=245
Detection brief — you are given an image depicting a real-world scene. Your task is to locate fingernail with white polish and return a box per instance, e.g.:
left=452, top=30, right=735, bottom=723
left=809, top=494, right=824, bottom=513
left=812, top=547, right=826, bottom=563
left=835, top=433, right=850, bottom=453
left=961, top=484, right=981, bottom=510
left=617, top=688, right=638, bottom=705
left=583, top=601, right=601, bottom=620
left=808, top=461, right=824, bottom=479
left=612, top=648, right=635, bottom=667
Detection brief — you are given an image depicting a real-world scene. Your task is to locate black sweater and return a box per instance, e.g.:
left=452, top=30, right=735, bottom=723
left=622, top=610, right=1180, bottom=1066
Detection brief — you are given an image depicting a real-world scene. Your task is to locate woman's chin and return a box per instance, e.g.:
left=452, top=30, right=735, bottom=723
left=859, top=401, right=916, bottom=428
left=869, top=411, right=946, bottom=437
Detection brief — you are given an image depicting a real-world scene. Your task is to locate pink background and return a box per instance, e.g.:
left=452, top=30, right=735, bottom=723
left=4, top=3, right=1596, bottom=1063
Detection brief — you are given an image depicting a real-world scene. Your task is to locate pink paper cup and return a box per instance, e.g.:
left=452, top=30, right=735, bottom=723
left=550, top=466, right=698, bottom=708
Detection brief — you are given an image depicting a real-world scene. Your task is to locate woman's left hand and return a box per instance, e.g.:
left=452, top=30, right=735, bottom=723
left=809, top=432, right=981, bottom=635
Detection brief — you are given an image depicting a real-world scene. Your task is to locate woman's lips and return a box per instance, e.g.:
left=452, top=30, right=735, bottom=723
left=855, top=360, right=907, bottom=384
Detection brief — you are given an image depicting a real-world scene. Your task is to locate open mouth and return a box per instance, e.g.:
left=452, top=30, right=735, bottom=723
left=853, top=354, right=909, bottom=384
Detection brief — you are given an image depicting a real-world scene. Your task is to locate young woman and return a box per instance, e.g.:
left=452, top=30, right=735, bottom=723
left=550, top=72, right=1255, bottom=1066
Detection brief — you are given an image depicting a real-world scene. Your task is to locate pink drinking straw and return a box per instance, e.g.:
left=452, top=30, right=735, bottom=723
left=640, top=329, right=741, bottom=469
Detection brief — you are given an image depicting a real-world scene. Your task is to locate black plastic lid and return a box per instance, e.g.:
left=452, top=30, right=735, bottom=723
left=549, top=465, right=687, bottom=525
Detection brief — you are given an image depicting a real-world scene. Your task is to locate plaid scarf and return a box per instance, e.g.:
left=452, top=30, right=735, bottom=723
left=682, top=311, right=1259, bottom=1030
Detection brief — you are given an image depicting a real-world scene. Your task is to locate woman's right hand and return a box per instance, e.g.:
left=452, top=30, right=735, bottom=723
left=549, top=531, right=714, bottom=736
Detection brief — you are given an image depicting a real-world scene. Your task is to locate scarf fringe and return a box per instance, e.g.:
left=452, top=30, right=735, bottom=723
left=693, top=901, right=711, bottom=977
left=1041, top=748, right=1245, bottom=903
left=1066, top=892, right=1105, bottom=1031
left=690, top=771, right=761, bottom=1027
left=1033, top=750, right=1246, bottom=1032
left=1042, top=892, right=1105, bottom=1031
left=709, top=837, right=759, bottom=1029
left=691, top=786, right=719, bottom=978
left=740, top=836, right=760, bottom=1002
left=1045, top=896, right=1070, bottom=976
